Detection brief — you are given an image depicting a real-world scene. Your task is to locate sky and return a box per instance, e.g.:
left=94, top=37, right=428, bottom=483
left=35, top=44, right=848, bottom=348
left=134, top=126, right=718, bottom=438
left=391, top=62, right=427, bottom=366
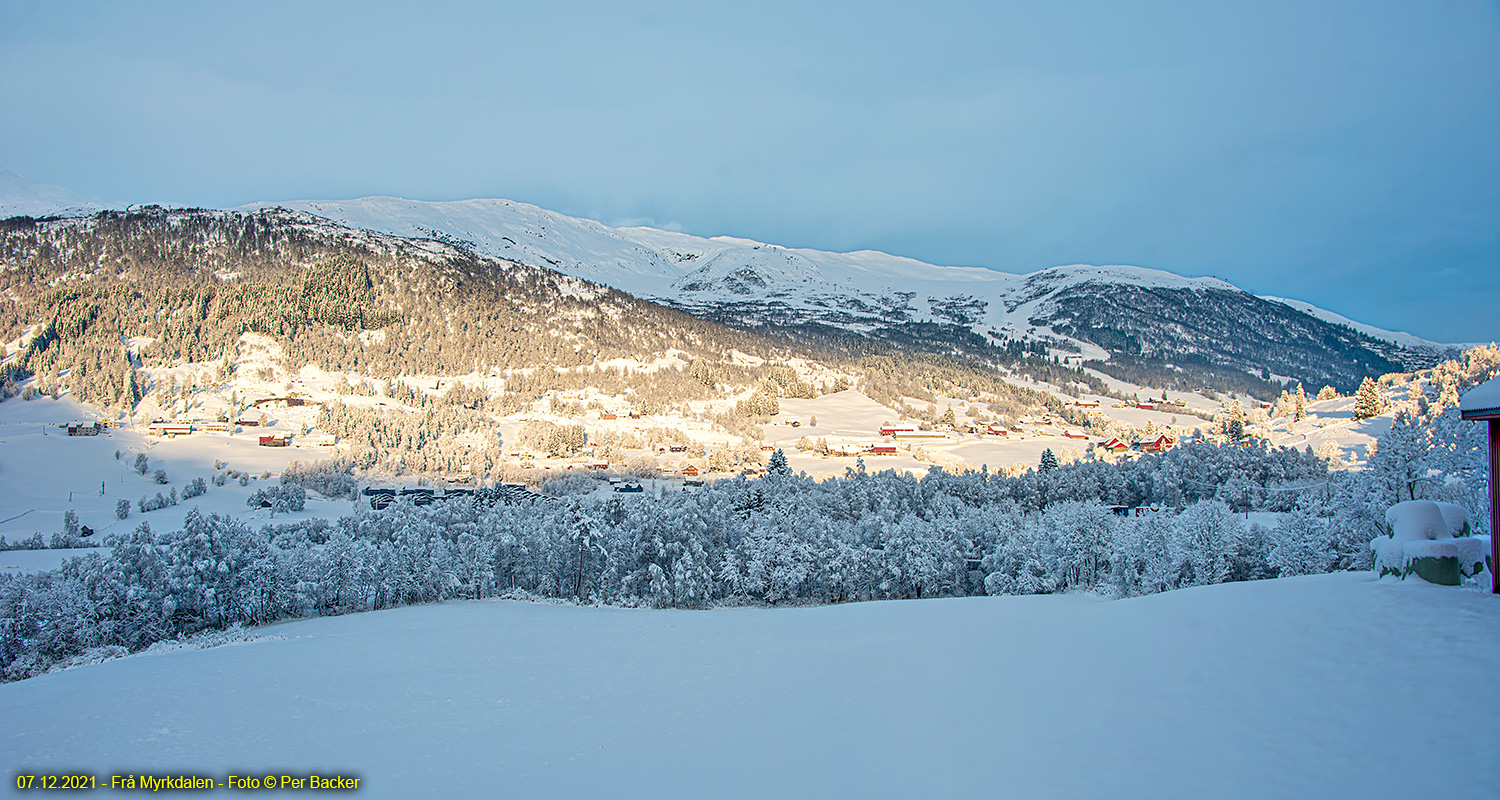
left=1, top=0, right=1497, bottom=343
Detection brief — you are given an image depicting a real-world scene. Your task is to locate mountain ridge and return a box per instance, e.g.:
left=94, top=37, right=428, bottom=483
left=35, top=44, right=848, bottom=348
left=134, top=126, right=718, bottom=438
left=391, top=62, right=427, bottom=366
left=234, top=194, right=1460, bottom=392
left=0, top=169, right=1460, bottom=393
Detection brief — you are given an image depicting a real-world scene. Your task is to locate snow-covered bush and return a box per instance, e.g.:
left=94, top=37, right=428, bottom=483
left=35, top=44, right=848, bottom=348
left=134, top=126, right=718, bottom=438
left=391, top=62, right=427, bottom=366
left=1372, top=500, right=1488, bottom=584
left=115, top=499, right=131, bottom=520
left=133, top=453, right=149, bottom=475
left=152, top=468, right=168, bottom=485
left=182, top=477, right=207, bottom=499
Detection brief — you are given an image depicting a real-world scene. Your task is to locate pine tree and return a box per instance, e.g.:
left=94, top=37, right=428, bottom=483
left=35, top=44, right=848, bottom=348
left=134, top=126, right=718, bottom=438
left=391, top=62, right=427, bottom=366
left=1353, top=377, right=1382, bottom=420
left=767, top=448, right=789, bottom=476
left=1039, top=448, right=1058, bottom=472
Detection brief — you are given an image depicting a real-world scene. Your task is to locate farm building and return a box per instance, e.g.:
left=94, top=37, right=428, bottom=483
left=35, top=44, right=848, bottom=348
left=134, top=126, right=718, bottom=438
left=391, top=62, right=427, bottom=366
left=1134, top=434, right=1177, bottom=453
left=258, top=433, right=291, bottom=447
left=893, top=430, right=948, bottom=440
left=870, top=445, right=897, bottom=456
left=1097, top=437, right=1130, bottom=455
left=64, top=422, right=102, bottom=436
left=879, top=426, right=916, bottom=437
left=148, top=421, right=193, bottom=437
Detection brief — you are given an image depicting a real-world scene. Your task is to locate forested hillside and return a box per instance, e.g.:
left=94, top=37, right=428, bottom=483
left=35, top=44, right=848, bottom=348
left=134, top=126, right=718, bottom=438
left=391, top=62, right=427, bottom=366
left=0, top=207, right=1077, bottom=420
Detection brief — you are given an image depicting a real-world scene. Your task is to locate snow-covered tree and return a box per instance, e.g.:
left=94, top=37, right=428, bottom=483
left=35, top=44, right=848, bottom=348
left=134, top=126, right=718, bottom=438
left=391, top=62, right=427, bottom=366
left=1353, top=377, right=1382, bottom=420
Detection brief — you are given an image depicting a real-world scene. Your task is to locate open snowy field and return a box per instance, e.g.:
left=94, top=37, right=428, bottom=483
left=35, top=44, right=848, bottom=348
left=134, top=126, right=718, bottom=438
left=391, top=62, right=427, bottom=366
left=0, top=396, right=352, bottom=546
left=3, top=573, right=1496, bottom=798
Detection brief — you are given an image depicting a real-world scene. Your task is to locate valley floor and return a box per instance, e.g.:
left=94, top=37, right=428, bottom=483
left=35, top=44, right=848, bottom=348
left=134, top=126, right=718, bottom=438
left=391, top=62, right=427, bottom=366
left=3, top=573, right=1496, bottom=798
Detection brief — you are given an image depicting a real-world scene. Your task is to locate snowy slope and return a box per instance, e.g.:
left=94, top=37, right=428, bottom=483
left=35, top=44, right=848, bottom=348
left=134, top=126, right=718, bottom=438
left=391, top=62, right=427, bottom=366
left=1262, top=296, right=1454, bottom=351
left=236, top=197, right=1231, bottom=339
left=0, top=167, right=113, bottom=219
left=4, top=573, right=1498, bottom=798
left=234, top=195, right=1459, bottom=389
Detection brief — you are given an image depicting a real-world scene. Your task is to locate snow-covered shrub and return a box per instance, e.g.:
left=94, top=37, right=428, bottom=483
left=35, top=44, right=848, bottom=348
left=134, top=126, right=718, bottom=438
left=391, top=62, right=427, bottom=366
left=133, top=453, right=149, bottom=475
left=115, top=499, right=131, bottom=520
left=152, top=468, right=168, bottom=485
left=237, top=474, right=249, bottom=487
left=62, top=510, right=79, bottom=538
left=212, top=472, right=228, bottom=487
left=1373, top=500, right=1488, bottom=584
left=182, top=477, right=207, bottom=499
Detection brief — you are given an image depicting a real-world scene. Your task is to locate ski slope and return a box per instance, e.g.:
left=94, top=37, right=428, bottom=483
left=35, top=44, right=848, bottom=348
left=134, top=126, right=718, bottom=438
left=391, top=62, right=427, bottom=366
left=3, top=573, right=1497, bottom=798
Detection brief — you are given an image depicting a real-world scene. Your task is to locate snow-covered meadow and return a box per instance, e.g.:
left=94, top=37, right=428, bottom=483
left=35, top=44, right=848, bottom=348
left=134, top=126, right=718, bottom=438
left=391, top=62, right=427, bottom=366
left=3, top=573, right=1497, bottom=798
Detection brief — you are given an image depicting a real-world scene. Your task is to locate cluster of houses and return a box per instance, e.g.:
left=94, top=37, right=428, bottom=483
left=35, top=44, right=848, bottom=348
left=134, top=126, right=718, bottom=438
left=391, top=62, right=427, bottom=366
left=1096, top=434, right=1177, bottom=456
left=140, top=417, right=336, bottom=448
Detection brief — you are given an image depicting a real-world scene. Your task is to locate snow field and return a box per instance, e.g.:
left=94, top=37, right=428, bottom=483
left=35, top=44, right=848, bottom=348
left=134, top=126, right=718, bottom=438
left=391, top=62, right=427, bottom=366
left=0, top=395, right=350, bottom=547
left=2, top=573, right=1497, bottom=798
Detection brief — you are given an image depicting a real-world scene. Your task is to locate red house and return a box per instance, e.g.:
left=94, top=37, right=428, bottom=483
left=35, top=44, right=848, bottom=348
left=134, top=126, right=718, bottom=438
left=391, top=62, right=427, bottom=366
left=1098, top=437, right=1130, bottom=455
left=1134, top=434, right=1176, bottom=453
left=1459, top=376, right=1500, bottom=594
left=870, top=445, right=897, bottom=456
left=880, top=426, right=916, bottom=437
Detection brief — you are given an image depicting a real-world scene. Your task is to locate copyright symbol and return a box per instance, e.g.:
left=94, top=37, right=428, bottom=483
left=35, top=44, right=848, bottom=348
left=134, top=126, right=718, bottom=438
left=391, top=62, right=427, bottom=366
left=264, top=775, right=277, bottom=789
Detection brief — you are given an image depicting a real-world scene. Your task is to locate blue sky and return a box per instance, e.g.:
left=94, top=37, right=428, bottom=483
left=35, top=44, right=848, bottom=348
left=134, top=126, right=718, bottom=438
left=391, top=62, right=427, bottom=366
left=1, top=0, right=1496, bottom=342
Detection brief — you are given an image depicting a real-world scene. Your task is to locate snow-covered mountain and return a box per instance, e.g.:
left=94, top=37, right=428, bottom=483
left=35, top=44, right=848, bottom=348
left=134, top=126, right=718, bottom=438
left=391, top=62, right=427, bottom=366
left=235, top=197, right=1212, bottom=347
left=238, top=195, right=1458, bottom=391
left=1261, top=296, right=1456, bottom=352
left=0, top=167, right=114, bottom=219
